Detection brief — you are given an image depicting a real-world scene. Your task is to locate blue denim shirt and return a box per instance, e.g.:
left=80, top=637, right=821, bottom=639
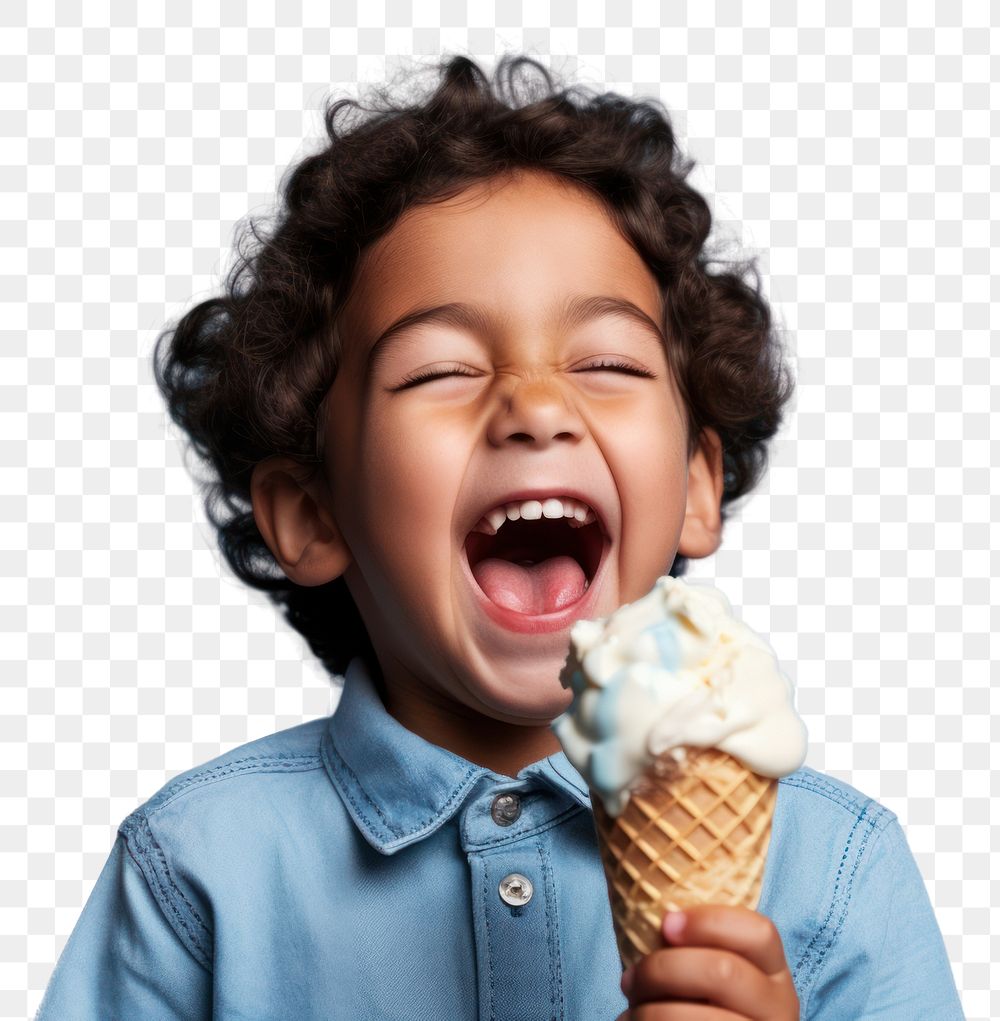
left=38, top=656, right=964, bottom=1020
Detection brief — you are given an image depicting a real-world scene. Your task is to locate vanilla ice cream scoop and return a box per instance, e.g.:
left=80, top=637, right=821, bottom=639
left=551, top=575, right=808, bottom=816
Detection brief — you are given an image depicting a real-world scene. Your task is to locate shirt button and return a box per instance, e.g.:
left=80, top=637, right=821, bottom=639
left=490, top=792, right=522, bottom=826
left=498, top=873, right=533, bottom=907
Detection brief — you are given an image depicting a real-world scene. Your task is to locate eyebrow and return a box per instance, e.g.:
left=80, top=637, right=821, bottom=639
left=362, top=294, right=666, bottom=379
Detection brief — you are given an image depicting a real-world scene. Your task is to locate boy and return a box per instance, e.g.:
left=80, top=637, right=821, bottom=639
left=38, top=54, right=963, bottom=1019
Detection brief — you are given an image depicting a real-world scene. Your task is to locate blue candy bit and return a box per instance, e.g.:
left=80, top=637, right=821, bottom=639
left=588, top=737, right=632, bottom=802
left=591, top=668, right=629, bottom=740
left=646, top=618, right=681, bottom=672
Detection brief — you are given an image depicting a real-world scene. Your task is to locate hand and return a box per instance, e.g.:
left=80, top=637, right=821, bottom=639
left=615, top=904, right=799, bottom=1020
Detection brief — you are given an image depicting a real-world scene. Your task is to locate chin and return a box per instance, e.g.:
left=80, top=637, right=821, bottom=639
left=474, top=666, right=574, bottom=724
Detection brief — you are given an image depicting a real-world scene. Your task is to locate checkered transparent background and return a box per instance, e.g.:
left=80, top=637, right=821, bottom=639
left=2, top=3, right=995, bottom=1019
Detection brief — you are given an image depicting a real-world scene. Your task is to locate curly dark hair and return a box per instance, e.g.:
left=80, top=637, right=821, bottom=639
left=153, top=53, right=794, bottom=680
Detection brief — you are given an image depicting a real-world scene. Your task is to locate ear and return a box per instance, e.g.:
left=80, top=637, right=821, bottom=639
left=250, top=456, right=352, bottom=586
left=676, top=426, right=725, bottom=561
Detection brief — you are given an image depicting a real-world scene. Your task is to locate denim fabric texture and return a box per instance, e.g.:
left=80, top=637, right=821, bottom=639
left=38, top=657, right=965, bottom=1020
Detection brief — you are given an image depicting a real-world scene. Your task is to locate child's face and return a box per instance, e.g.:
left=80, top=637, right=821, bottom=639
left=278, top=170, right=721, bottom=737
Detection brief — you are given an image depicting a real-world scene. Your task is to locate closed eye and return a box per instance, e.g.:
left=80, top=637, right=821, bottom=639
left=393, top=358, right=656, bottom=390
left=576, top=359, right=657, bottom=378
left=393, top=365, right=481, bottom=390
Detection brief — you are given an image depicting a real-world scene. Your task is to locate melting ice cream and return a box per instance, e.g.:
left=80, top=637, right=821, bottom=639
left=551, top=575, right=808, bottom=816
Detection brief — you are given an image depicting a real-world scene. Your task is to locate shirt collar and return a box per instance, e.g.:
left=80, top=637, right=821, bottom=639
left=322, top=656, right=592, bottom=855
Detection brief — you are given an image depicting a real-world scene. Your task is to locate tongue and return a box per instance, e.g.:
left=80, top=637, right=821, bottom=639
left=471, top=555, right=587, bottom=615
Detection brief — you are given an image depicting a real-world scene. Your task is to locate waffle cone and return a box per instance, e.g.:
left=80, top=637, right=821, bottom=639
left=591, top=746, right=777, bottom=970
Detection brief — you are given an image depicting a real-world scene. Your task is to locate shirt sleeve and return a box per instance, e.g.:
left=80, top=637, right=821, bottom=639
left=36, top=832, right=212, bottom=1021
left=806, top=814, right=965, bottom=1020
left=859, top=817, right=965, bottom=1019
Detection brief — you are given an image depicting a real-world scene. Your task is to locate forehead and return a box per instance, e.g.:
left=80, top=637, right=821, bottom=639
left=339, top=171, right=664, bottom=342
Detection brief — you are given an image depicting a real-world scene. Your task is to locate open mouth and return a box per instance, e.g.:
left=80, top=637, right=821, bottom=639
left=463, top=506, right=607, bottom=618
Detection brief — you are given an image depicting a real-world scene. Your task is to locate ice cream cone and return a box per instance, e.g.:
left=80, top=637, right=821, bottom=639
left=549, top=576, right=805, bottom=971
left=590, top=745, right=777, bottom=970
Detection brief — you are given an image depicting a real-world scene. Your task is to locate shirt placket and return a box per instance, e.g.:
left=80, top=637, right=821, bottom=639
left=463, top=782, right=566, bottom=1021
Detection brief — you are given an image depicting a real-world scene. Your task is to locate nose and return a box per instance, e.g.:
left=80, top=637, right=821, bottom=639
left=486, top=375, right=586, bottom=449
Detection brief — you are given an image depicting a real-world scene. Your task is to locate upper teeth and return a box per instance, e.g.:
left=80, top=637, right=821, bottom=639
left=471, top=497, right=597, bottom=536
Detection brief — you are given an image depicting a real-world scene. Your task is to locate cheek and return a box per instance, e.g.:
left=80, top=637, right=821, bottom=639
left=604, top=388, right=687, bottom=495
left=621, top=436, right=687, bottom=526
left=604, top=402, right=689, bottom=587
left=356, top=409, right=469, bottom=557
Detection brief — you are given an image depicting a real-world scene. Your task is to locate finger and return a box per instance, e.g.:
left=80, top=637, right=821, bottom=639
left=661, top=905, right=790, bottom=977
left=629, top=1004, right=746, bottom=1021
left=628, top=947, right=769, bottom=1014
